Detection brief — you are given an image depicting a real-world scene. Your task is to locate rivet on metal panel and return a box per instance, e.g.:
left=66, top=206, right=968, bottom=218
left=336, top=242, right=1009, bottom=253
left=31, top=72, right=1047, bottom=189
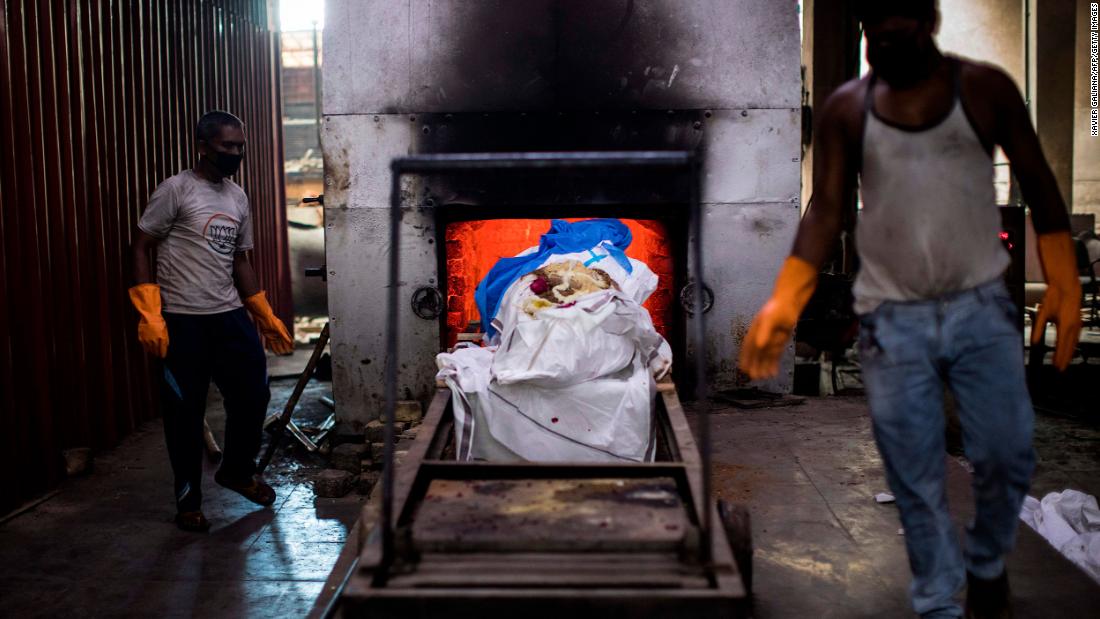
left=741, top=110, right=749, bottom=117
left=373, top=115, right=380, bottom=122
left=329, top=270, right=336, bottom=276
left=704, top=110, right=713, bottom=118
left=693, top=121, right=702, bottom=130
left=409, top=115, right=416, bottom=122
left=422, top=126, right=430, bottom=134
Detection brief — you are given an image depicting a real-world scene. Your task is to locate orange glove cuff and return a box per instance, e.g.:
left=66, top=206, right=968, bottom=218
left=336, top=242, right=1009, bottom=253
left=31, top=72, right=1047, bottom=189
left=1036, top=232, right=1082, bottom=295
left=128, top=283, right=169, bottom=358
left=771, top=255, right=819, bottom=315
left=128, top=283, right=164, bottom=323
left=243, top=290, right=277, bottom=319
left=244, top=290, right=294, bottom=355
left=737, top=256, right=819, bottom=381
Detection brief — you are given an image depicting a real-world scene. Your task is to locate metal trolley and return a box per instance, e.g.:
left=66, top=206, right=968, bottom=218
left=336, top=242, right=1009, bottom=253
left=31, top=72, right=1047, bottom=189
left=326, top=152, right=752, bottom=618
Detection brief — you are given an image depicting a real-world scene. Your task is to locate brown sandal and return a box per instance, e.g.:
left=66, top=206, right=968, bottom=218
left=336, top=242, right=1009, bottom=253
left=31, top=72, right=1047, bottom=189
left=214, top=472, right=277, bottom=507
left=175, top=510, right=211, bottom=532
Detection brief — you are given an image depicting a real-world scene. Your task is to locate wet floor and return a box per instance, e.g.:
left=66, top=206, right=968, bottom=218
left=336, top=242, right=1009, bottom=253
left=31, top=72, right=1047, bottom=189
left=0, top=348, right=361, bottom=618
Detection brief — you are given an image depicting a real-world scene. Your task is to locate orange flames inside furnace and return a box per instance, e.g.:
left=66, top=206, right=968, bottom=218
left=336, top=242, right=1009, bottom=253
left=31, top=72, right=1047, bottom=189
left=444, top=219, right=674, bottom=347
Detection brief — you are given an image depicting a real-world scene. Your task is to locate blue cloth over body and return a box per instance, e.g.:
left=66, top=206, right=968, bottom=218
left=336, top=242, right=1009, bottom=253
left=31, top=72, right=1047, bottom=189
left=475, top=219, right=634, bottom=337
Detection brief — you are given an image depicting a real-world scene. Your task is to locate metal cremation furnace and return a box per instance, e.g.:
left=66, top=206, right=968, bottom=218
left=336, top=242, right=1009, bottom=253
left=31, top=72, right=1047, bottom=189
left=323, top=151, right=753, bottom=618
left=320, top=0, right=803, bottom=420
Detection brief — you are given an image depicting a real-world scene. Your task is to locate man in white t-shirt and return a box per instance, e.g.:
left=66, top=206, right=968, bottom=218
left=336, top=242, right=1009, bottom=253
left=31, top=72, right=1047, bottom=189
left=129, top=111, right=293, bottom=532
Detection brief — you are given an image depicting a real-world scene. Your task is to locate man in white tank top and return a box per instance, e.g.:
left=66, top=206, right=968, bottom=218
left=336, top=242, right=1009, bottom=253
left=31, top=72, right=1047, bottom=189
left=739, top=2, right=1082, bottom=618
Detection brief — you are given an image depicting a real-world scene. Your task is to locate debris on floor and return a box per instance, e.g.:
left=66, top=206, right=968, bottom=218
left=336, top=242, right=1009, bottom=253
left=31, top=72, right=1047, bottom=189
left=874, top=492, right=895, bottom=504
left=294, top=315, right=328, bottom=344
left=712, top=388, right=806, bottom=409
left=314, top=469, right=356, bottom=498
left=311, top=401, right=425, bottom=499
left=1020, top=490, right=1100, bottom=584
left=62, top=448, right=93, bottom=477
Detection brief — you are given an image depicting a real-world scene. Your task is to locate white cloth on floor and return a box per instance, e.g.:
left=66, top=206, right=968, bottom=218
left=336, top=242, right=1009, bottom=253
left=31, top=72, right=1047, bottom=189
left=1019, top=490, right=1100, bottom=583
left=436, top=251, right=671, bottom=463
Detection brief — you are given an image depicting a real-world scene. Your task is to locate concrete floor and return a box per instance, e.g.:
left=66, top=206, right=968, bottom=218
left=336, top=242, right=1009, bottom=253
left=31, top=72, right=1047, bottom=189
left=1, top=352, right=1098, bottom=617
left=0, top=348, right=361, bottom=618
left=695, top=396, right=1100, bottom=618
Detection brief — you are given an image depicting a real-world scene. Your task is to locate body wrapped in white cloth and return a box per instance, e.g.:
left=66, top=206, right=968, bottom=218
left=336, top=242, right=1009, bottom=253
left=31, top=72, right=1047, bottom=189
left=436, top=237, right=671, bottom=463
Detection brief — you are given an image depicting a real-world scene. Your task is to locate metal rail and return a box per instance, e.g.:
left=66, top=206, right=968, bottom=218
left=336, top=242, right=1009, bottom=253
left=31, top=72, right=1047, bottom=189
left=381, top=150, right=710, bottom=578
left=391, top=150, right=694, bottom=172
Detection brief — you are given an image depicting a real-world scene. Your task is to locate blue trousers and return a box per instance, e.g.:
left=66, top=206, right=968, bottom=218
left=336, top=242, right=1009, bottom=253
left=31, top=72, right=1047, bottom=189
left=161, top=308, right=270, bottom=512
left=859, top=280, right=1035, bottom=618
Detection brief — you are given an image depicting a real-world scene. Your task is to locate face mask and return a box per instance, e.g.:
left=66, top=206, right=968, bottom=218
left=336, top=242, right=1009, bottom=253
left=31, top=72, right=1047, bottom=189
left=867, top=31, right=932, bottom=86
left=206, top=151, right=243, bottom=177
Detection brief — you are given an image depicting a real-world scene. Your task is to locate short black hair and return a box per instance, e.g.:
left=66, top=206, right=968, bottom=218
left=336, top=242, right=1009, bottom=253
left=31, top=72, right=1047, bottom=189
left=854, top=0, right=937, bottom=24
left=196, top=110, right=243, bottom=142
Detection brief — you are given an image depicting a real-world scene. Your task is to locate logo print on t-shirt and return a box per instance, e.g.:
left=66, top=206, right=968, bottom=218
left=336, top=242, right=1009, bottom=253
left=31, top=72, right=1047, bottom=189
left=203, top=213, right=239, bottom=255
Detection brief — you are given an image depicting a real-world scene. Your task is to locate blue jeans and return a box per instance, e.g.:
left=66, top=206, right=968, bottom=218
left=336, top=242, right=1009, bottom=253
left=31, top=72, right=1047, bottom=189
left=859, top=280, right=1035, bottom=618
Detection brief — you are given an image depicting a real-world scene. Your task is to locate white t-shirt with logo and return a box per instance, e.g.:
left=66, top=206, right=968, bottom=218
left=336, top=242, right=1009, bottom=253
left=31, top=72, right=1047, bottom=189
left=138, top=170, right=253, bottom=314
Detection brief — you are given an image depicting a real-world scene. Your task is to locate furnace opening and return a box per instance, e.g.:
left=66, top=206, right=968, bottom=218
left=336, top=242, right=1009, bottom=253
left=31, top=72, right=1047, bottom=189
left=443, top=218, right=675, bottom=348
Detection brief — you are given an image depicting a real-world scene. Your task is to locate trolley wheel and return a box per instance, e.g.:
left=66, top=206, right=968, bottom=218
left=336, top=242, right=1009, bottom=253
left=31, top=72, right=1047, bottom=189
left=718, top=499, right=753, bottom=597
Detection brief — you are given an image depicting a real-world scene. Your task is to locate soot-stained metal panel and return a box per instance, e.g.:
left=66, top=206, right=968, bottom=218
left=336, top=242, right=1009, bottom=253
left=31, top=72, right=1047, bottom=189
left=701, top=109, right=802, bottom=205
left=323, top=109, right=800, bottom=210
left=324, top=0, right=800, bottom=115
left=693, top=202, right=801, bottom=393
left=554, top=0, right=801, bottom=110
left=325, top=206, right=441, bottom=419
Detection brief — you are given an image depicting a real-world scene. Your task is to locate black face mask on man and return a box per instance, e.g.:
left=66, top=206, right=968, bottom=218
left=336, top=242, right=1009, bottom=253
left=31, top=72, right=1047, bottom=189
left=205, top=149, right=244, bottom=177
left=866, top=28, right=935, bottom=87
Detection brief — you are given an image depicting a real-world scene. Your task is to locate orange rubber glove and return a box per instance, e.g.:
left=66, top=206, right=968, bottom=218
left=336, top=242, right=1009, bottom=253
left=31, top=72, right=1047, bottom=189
left=243, top=291, right=294, bottom=355
left=1032, top=232, right=1082, bottom=371
left=738, top=256, right=818, bottom=380
left=128, top=283, right=170, bottom=358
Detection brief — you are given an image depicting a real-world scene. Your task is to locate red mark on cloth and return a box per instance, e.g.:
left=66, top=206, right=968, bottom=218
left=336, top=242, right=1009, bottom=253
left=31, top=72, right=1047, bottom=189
left=551, top=417, right=559, bottom=424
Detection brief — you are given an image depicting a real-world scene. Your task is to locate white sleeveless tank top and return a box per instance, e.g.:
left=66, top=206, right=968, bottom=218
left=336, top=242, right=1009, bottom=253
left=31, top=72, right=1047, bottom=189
left=854, top=59, right=1010, bottom=314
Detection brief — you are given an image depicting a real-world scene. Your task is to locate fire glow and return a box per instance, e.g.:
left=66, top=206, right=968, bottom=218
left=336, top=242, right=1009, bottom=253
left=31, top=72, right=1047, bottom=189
left=444, top=219, right=674, bottom=347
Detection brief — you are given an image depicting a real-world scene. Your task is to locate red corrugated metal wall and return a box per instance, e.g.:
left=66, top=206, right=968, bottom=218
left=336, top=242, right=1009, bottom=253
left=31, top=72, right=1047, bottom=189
left=0, top=0, right=290, bottom=515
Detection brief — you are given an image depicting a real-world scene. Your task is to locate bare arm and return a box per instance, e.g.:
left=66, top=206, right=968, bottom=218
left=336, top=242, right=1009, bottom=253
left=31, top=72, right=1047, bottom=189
left=132, top=231, right=160, bottom=285
left=792, top=83, right=863, bottom=265
left=988, top=69, right=1071, bottom=234
left=233, top=252, right=262, bottom=299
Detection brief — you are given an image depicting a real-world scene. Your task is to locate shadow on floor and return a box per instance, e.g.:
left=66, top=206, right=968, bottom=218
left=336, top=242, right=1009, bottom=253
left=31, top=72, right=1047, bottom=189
left=0, top=355, right=361, bottom=618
